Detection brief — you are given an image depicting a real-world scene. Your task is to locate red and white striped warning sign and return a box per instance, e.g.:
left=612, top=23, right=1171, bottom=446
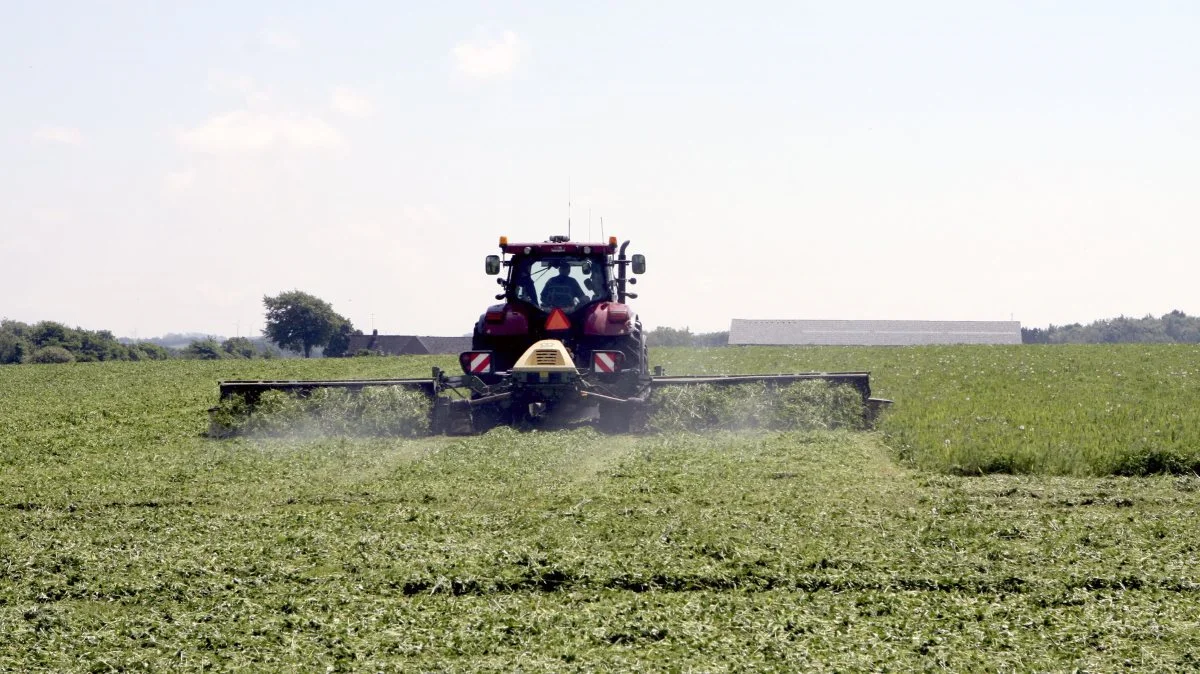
left=468, top=352, right=492, bottom=374
left=593, top=352, right=618, bottom=373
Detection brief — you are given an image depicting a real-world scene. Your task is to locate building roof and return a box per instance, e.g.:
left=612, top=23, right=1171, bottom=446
left=729, top=319, right=1022, bottom=346
left=417, top=336, right=473, bottom=354
left=344, top=334, right=472, bottom=356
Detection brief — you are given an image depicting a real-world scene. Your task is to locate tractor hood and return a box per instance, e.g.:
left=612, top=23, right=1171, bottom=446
left=480, top=301, right=634, bottom=339
left=509, top=340, right=577, bottom=373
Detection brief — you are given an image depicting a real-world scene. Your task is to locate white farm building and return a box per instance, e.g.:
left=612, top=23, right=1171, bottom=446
left=729, top=319, right=1023, bottom=346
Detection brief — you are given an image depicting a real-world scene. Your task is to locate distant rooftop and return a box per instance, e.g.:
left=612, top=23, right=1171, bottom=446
left=729, top=319, right=1022, bottom=346
left=344, top=334, right=472, bottom=356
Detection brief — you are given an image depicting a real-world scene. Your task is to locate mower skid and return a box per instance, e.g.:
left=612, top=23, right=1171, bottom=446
left=580, top=389, right=649, bottom=405
left=467, top=391, right=512, bottom=405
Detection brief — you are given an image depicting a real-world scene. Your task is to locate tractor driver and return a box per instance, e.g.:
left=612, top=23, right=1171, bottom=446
left=540, top=261, right=588, bottom=308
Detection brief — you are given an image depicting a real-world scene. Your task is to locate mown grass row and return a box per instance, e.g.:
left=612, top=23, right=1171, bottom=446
left=210, top=387, right=433, bottom=438
left=5, top=425, right=1199, bottom=670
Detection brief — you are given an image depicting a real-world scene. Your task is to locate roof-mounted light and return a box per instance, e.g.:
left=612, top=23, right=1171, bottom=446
left=523, top=246, right=532, bottom=254
left=608, top=236, right=617, bottom=246
left=499, top=236, right=508, bottom=246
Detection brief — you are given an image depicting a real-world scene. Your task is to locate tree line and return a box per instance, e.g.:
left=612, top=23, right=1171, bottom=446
left=1, top=291, right=357, bottom=366
left=8, top=298, right=1199, bottom=365
left=0, top=319, right=286, bottom=365
left=645, top=326, right=730, bottom=347
left=1, top=320, right=169, bottom=364
left=1021, top=310, right=1200, bottom=344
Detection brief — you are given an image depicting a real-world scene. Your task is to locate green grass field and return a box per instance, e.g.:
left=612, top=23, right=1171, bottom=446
left=656, top=343, right=1200, bottom=476
left=3, top=346, right=1199, bottom=670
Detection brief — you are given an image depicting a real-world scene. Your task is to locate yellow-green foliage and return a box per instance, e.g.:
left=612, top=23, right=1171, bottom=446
left=654, top=344, right=1200, bottom=476
left=875, top=346, right=1200, bottom=476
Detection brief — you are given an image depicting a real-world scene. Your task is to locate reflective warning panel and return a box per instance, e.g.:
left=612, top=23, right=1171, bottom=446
left=593, top=351, right=622, bottom=373
left=459, top=351, right=494, bottom=375
left=468, top=352, right=491, bottom=374
left=545, top=308, right=570, bottom=331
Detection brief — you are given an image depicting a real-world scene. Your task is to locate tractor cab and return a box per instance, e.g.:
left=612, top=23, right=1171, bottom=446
left=485, top=234, right=643, bottom=313
left=509, top=252, right=611, bottom=312
left=473, top=234, right=647, bottom=374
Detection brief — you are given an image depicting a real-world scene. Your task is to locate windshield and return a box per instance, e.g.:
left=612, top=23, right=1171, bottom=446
left=510, top=256, right=610, bottom=311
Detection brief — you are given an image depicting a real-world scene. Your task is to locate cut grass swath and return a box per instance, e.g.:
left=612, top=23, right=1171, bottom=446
left=211, top=380, right=866, bottom=437
left=210, top=386, right=431, bottom=437
left=645, top=380, right=867, bottom=433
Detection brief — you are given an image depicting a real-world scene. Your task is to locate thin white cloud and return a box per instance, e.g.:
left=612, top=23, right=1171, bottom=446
left=176, top=110, right=344, bottom=153
left=262, top=28, right=299, bottom=51
left=208, top=71, right=256, bottom=95
left=33, top=126, right=82, bottom=144
left=31, top=207, right=71, bottom=223
left=164, top=169, right=196, bottom=192
left=318, top=206, right=448, bottom=264
left=331, top=87, right=375, bottom=118
left=206, top=71, right=270, bottom=106
left=453, top=30, right=523, bottom=78
left=401, top=205, right=446, bottom=228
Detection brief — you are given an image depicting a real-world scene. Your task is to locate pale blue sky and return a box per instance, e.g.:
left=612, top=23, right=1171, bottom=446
left=3, top=1, right=1197, bottom=337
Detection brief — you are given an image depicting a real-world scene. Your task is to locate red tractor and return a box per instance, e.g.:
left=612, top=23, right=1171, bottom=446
left=215, top=234, right=889, bottom=435
left=460, top=234, right=650, bottom=431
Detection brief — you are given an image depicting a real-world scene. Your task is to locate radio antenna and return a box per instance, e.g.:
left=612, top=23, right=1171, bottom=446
left=600, top=216, right=605, bottom=241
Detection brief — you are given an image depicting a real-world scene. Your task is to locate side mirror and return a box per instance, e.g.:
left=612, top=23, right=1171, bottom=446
left=581, top=261, right=592, bottom=275
left=631, top=254, right=646, bottom=274
left=485, top=255, right=501, bottom=275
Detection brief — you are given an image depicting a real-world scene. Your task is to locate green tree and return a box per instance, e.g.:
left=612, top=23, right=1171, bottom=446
left=77, top=329, right=129, bottom=362
left=127, top=342, right=173, bottom=361
left=262, top=290, right=350, bottom=358
left=1028, top=311, right=1200, bottom=344
left=694, top=331, right=730, bottom=347
left=30, top=321, right=81, bottom=351
left=646, top=326, right=695, bottom=347
left=323, top=320, right=361, bottom=358
left=183, top=338, right=226, bottom=360
left=0, top=331, right=31, bottom=364
left=221, top=336, right=257, bottom=359
left=28, top=346, right=75, bottom=364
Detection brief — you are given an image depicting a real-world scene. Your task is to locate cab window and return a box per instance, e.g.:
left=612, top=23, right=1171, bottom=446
left=512, top=256, right=609, bottom=310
